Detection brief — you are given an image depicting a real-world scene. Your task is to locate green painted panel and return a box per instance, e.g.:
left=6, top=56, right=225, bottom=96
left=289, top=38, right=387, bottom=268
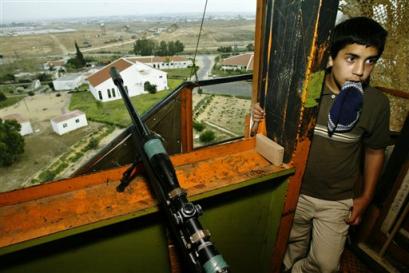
left=0, top=215, right=171, bottom=273
left=0, top=177, right=289, bottom=273
left=199, top=177, right=288, bottom=273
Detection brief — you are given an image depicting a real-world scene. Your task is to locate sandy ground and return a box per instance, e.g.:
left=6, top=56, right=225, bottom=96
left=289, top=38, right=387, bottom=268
left=0, top=92, right=72, bottom=123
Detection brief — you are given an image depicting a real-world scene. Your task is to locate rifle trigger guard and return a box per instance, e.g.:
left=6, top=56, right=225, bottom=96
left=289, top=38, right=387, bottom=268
left=190, top=229, right=211, bottom=244
left=168, top=187, right=186, bottom=199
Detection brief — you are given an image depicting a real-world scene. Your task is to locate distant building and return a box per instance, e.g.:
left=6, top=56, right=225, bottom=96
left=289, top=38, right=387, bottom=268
left=221, top=53, right=254, bottom=71
left=127, top=56, right=192, bottom=70
left=50, top=110, right=88, bottom=135
left=43, top=59, right=66, bottom=71
left=87, top=58, right=168, bottom=102
left=14, top=72, right=37, bottom=82
left=53, top=73, right=85, bottom=91
left=2, top=114, right=33, bottom=136
left=30, top=80, right=41, bottom=90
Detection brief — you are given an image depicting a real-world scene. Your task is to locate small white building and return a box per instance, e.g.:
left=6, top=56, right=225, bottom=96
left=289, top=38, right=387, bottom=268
left=221, top=53, right=254, bottom=71
left=2, top=114, right=33, bottom=136
left=43, top=59, right=66, bottom=71
left=53, top=73, right=85, bottom=91
left=87, top=58, right=168, bottom=102
left=127, top=56, right=192, bottom=70
left=50, top=110, right=88, bottom=135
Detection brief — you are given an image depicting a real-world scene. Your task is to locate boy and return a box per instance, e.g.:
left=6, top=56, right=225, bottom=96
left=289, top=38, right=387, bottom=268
left=253, top=17, right=390, bottom=273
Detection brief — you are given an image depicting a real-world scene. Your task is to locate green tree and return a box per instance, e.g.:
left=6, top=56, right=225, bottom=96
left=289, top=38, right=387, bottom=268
left=168, top=41, right=176, bottom=55
left=174, top=40, right=184, bottom=54
left=144, top=81, right=157, bottom=94
left=157, top=40, right=168, bottom=56
left=246, top=43, right=254, bottom=51
left=217, top=46, right=233, bottom=53
left=199, top=130, right=215, bottom=143
left=75, top=41, right=86, bottom=67
left=0, top=119, right=25, bottom=167
left=133, top=38, right=156, bottom=56
left=0, top=92, right=6, bottom=102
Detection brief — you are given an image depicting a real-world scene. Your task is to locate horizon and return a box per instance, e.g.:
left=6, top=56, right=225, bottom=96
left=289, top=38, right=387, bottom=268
left=1, top=0, right=257, bottom=24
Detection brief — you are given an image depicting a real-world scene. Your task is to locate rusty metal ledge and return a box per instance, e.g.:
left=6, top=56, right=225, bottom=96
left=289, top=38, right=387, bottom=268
left=0, top=138, right=294, bottom=255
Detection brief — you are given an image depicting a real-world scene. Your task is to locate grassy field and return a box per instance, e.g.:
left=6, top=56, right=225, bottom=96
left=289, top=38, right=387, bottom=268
left=0, top=95, right=26, bottom=109
left=69, top=90, right=173, bottom=127
left=0, top=121, right=106, bottom=192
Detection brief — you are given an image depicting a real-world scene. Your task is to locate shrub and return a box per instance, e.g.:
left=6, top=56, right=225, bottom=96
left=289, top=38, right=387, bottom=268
left=0, top=92, right=6, bottom=102
left=87, top=138, right=99, bottom=150
left=193, top=121, right=205, bottom=132
left=199, top=130, right=215, bottom=143
left=144, top=81, right=157, bottom=94
left=28, top=91, right=35, bottom=96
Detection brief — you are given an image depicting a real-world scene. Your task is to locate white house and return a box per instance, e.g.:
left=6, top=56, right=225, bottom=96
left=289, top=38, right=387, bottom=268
left=127, top=56, right=192, bottom=70
left=50, top=110, right=88, bottom=135
left=2, top=114, right=33, bottom=136
left=53, top=73, right=85, bottom=91
left=87, top=58, right=168, bottom=102
left=221, top=53, right=254, bottom=71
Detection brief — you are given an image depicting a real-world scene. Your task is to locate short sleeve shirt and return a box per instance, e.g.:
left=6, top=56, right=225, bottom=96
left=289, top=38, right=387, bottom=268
left=301, top=85, right=391, bottom=201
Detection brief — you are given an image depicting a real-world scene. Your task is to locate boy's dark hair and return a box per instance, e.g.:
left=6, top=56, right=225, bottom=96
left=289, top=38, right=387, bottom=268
left=330, top=17, right=388, bottom=59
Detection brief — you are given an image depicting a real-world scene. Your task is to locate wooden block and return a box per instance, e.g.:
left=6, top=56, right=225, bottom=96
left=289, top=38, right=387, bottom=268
left=255, top=134, right=284, bottom=166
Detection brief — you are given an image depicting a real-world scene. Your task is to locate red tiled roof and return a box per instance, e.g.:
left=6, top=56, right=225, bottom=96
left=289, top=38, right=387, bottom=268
left=221, top=53, right=254, bottom=69
left=87, top=58, right=133, bottom=87
left=51, top=110, right=85, bottom=123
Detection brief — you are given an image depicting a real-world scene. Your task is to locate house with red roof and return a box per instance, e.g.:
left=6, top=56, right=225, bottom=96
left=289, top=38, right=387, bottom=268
left=220, top=53, right=254, bottom=71
left=87, top=58, right=168, bottom=102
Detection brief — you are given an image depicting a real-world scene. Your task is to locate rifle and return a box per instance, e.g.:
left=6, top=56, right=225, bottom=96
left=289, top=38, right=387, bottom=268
left=110, top=67, right=229, bottom=273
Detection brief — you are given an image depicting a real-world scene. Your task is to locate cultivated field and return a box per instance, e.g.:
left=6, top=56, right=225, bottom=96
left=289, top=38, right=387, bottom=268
left=193, top=93, right=251, bottom=147
left=0, top=19, right=255, bottom=58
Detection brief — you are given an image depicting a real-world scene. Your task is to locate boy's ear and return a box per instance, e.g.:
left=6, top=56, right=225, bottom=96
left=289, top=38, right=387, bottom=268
left=327, top=56, right=334, bottom=67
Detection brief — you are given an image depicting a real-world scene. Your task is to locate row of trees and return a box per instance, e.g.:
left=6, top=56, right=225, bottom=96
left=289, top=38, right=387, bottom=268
left=133, top=39, right=184, bottom=56
left=216, top=43, right=254, bottom=53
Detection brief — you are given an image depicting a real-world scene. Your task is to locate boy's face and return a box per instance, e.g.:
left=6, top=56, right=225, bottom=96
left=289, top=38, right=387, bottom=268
left=327, top=43, right=380, bottom=92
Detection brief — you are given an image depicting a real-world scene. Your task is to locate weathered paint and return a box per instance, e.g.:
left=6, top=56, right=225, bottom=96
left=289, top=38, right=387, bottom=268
left=254, top=1, right=340, bottom=272
left=180, top=87, right=193, bottom=153
left=0, top=138, right=293, bottom=256
left=0, top=174, right=290, bottom=273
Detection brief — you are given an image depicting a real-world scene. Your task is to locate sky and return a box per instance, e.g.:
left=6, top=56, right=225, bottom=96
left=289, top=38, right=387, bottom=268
left=1, top=0, right=256, bottom=23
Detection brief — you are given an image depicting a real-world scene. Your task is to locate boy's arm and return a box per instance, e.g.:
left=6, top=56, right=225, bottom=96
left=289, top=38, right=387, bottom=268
left=347, top=147, right=385, bottom=225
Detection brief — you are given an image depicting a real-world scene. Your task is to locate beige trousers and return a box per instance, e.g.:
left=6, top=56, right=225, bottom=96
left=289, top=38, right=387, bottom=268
left=283, top=194, right=353, bottom=273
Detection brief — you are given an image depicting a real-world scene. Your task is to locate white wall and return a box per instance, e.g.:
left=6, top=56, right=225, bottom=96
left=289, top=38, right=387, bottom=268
left=53, top=75, right=84, bottom=91
left=89, top=63, right=168, bottom=102
left=20, top=121, right=33, bottom=136
left=51, top=114, right=88, bottom=135
left=150, top=60, right=192, bottom=70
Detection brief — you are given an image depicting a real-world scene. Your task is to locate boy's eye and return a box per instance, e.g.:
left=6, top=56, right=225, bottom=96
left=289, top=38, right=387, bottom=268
left=366, top=58, right=377, bottom=65
left=346, top=56, right=355, bottom=62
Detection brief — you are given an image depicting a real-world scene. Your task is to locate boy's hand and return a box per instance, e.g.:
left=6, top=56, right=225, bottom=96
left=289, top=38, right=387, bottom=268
left=346, top=196, right=370, bottom=225
left=252, top=103, right=265, bottom=122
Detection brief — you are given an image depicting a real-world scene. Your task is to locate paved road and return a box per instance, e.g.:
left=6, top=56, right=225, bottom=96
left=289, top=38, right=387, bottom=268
left=191, top=54, right=216, bottom=81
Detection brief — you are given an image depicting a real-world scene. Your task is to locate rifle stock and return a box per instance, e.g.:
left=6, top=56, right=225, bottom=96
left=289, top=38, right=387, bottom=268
left=110, top=67, right=229, bottom=273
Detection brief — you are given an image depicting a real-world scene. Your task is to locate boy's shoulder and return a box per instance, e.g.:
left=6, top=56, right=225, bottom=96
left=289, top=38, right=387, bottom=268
left=364, top=86, right=389, bottom=106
